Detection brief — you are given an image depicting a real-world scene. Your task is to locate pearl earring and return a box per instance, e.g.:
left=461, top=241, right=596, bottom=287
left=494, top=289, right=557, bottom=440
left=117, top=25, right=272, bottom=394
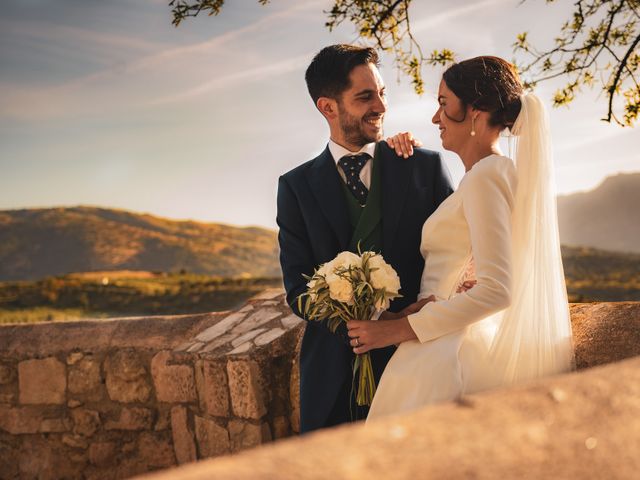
left=470, top=116, right=476, bottom=137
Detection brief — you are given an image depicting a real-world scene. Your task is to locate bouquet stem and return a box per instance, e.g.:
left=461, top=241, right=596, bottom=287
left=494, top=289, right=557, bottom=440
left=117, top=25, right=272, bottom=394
left=354, top=352, right=376, bottom=406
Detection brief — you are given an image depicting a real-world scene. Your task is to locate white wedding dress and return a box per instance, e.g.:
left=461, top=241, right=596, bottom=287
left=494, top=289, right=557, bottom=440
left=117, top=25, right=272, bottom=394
left=368, top=94, right=574, bottom=421
left=368, top=154, right=517, bottom=418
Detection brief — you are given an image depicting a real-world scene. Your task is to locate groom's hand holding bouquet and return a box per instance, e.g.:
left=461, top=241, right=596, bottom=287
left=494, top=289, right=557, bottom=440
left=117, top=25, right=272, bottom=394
left=297, top=249, right=401, bottom=406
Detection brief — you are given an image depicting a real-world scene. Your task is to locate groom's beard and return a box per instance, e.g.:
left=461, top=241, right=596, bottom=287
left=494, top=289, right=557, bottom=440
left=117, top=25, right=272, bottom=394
left=337, top=104, right=384, bottom=147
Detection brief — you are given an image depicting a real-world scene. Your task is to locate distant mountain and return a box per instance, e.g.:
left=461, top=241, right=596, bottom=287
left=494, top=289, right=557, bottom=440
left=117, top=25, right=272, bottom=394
left=557, top=172, right=640, bottom=254
left=2, top=171, right=638, bottom=282
left=0, top=207, right=280, bottom=281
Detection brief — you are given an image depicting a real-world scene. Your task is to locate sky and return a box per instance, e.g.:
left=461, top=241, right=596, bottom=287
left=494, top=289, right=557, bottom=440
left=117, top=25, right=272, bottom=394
left=1, top=0, right=638, bottom=229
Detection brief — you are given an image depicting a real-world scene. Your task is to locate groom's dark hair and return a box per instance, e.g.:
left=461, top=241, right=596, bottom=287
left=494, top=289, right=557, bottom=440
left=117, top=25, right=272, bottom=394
left=305, top=44, right=380, bottom=104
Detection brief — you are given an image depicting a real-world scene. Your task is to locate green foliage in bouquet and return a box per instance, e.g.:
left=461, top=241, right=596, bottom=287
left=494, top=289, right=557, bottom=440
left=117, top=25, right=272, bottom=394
left=297, top=248, right=401, bottom=406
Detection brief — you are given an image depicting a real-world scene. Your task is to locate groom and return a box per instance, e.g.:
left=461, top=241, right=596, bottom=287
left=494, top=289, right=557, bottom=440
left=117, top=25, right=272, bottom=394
left=277, top=44, right=453, bottom=433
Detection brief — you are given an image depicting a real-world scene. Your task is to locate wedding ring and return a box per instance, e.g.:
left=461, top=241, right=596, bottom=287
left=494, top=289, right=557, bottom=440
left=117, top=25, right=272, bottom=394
left=355, top=338, right=360, bottom=347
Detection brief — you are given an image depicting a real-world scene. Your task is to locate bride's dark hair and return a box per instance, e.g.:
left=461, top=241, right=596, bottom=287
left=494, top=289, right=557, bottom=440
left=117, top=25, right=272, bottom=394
left=442, top=56, right=523, bottom=129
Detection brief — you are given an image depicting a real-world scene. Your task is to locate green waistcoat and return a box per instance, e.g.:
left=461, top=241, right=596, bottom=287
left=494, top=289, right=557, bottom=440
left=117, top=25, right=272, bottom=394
left=339, top=148, right=383, bottom=253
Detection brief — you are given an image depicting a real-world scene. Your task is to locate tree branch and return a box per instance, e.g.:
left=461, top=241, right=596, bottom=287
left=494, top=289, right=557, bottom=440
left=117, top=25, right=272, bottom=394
left=606, top=32, right=640, bottom=123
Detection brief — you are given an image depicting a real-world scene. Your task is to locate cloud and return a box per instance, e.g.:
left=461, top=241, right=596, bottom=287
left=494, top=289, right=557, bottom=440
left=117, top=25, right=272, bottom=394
left=0, top=19, right=162, bottom=56
left=411, top=0, right=512, bottom=34
left=148, top=52, right=311, bottom=106
left=0, top=1, right=322, bottom=121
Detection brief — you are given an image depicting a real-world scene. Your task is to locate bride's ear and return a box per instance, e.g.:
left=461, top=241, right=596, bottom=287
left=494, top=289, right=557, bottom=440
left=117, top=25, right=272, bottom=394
left=469, top=105, right=480, bottom=121
left=317, top=97, right=338, bottom=120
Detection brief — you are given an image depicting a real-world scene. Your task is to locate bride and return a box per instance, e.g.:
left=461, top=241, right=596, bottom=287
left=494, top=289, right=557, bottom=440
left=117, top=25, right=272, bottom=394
left=346, top=56, right=575, bottom=419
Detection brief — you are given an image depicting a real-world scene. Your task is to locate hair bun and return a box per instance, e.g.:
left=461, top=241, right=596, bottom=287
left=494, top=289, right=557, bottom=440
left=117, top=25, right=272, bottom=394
left=442, top=56, right=524, bottom=130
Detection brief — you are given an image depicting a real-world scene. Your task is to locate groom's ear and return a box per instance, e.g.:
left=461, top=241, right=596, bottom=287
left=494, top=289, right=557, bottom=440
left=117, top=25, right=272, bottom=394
left=317, top=97, right=338, bottom=120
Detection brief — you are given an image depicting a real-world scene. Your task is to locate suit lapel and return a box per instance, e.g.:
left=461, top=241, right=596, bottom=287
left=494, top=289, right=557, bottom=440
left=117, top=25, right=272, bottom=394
left=380, top=143, right=412, bottom=252
left=306, top=147, right=351, bottom=250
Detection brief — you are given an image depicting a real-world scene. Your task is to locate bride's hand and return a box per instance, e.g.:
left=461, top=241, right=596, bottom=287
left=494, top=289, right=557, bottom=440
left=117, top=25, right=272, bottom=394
left=386, top=132, right=423, bottom=159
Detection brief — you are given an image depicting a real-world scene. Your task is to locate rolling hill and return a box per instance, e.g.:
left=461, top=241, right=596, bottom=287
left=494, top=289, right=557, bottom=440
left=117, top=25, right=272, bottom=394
left=0, top=207, right=280, bottom=281
left=557, top=172, right=640, bottom=254
left=2, top=171, right=638, bottom=286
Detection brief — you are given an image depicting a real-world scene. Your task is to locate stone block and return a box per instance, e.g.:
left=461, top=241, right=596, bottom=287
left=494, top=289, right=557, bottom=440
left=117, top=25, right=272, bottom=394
left=195, top=359, right=230, bottom=417
left=231, top=309, right=281, bottom=335
left=151, top=351, right=197, bottom=403
left=104, top=350, right=150, bottom=403
left=272, top=416, right=291, bottom=440
left=68, top=450, right=88, bottom=464
left=72, top=408, right=101, bottom=437
left=68, top=356, right=102, bottom=399
left=62, top=433, right=89, bottom=449
left=200, top=333, right=236, bottom=354
left=105, top=376, right=150, bottom=403
left=138, top=432, right=176, bottom=468
left=195, top=312, right=247, bottom=343
left=0, top=392, right=16, bottom=404
left=0, top=364, right=15, bottom=385
left=0, top=442, right=18, bottom=479
left=255, top=328, right=286, bottom=346
left=281, top=313, right=303, bottom=329
left=227, top=359, right=267, bottom=419
left=105, top=406, right=153, bottom=431
left=170, top=405, right=197, bottom=465
left=18, top=357, right=66, bottom=405
left=103, top=350, right=146, bottom=380
left=155, top=404, right=172, bottom=431
left=122, top=441, right=137, bottom=454
left=228, top=342, right=252, bottom=355
left=186, top=342, right=205, bottom=353
left=231, top=328, right=268, bottom=348
left=84, top=466, right=116, bottom=480
left=0, top=406, right=42, bottom=434
left=18, top=436, right=84, bottom=479
left=66, top=352, right=84, bottom=365
left=227, top=420, right=270, bottom=453
left=114, top=457, right=147, bottom=479
left=39, top=417, right=69, bottom=433
left=175, top=340, right=201, bottom=353
left=194, top=415, right=230, bottom=458
left=89, top=441, right=117, bottom=467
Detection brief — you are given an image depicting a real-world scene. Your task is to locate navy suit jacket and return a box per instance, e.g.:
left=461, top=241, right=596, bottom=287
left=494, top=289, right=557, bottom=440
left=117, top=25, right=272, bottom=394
left=277, top=141, right=453, bottom=432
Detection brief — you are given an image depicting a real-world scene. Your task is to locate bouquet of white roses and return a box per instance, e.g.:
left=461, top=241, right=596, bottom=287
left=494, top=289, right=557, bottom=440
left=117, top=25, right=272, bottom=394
left=297, top=249, right=401, bottom=406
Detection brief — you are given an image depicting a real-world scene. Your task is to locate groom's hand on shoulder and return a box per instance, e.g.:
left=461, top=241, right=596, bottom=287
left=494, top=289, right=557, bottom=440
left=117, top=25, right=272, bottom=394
left=385, top=132, right=423, bottom=159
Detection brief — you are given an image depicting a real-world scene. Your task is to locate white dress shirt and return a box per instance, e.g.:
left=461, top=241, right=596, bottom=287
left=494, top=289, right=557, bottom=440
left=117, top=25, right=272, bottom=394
left=328, top=139, right=376, bottom=189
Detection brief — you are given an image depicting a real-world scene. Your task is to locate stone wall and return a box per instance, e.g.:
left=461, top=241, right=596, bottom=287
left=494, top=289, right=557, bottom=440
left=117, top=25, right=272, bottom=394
left=136, top=301, right=640, bottom=480
left=0, top=289, right=303, bottom=479
left=1, top=295, right=638, bottom=479
left=139, top=355, right=640, bottom=480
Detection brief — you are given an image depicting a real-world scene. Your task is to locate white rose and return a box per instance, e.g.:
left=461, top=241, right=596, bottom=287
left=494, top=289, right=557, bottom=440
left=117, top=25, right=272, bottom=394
left=368, top=254, right=401, bottom=294
left=316, top=261, right=332, bottom=278
left=326, top=273, right=354, bottom=304
left=332, top=251, right=361, bottom=270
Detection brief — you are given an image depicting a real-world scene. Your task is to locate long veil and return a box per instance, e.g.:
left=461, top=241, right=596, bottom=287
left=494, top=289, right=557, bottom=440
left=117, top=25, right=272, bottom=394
left=489, top=93, right=574, bottom=383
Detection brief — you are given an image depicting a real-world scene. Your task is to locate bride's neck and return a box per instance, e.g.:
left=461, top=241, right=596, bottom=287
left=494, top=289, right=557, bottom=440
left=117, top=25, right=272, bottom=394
left=459, top=140, right=502, bottom=172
